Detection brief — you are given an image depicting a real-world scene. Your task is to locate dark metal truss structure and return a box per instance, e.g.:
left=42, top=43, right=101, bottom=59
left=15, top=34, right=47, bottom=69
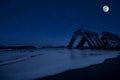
left=67, top=29, right=120, bottom=50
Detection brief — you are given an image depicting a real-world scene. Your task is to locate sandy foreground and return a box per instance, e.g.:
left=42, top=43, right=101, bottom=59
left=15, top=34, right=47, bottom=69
left=0, top=49, right=120, bottom=80
left=36, top=55, right=120, bottom=80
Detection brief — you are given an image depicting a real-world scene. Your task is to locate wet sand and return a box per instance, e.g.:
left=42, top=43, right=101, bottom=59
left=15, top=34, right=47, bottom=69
left=35, top=55, right=120, bottom=80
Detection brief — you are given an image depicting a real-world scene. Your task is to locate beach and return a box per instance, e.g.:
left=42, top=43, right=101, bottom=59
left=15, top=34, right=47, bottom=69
left=36, top=55, right=120, bottom=80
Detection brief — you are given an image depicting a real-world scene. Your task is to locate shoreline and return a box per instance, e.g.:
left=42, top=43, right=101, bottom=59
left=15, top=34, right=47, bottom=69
left=36, top=55, right=120, bottom=80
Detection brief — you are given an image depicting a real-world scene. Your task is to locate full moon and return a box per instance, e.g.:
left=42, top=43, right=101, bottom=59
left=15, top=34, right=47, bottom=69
left=103, top=5, right=109, bottom=12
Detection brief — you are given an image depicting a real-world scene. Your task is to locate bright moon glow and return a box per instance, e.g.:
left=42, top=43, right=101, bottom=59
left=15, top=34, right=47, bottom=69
left=103, top=5, right=109, bottom=12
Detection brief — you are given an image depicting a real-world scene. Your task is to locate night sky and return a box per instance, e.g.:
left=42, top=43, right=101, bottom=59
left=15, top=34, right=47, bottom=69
left=0, top=0, right=120, bottom=46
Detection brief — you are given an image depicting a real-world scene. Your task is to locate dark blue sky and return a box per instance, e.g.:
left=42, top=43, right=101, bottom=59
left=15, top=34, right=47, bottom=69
left=0, top=0, right=120, bottom=46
